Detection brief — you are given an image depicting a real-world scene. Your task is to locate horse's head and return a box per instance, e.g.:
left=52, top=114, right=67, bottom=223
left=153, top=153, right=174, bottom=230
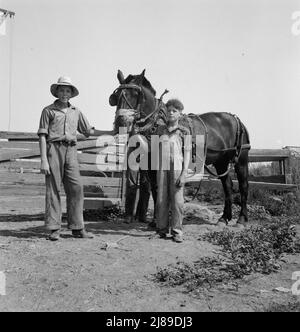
left=109, top=69, right=157, bottom=133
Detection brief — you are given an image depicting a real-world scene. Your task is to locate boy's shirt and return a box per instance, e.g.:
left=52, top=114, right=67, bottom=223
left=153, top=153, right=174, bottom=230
left=156, top=123, right=191, bottom=171
left=37, top=100, right=93, bottom=142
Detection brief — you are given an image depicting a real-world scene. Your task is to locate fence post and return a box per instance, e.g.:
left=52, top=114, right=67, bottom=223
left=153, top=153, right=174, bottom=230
left=283, top=148, right=293, bottom=184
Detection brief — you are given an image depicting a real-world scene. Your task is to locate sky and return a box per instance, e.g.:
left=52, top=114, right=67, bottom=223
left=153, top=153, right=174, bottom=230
left=0, top=0, right=300, bottom=148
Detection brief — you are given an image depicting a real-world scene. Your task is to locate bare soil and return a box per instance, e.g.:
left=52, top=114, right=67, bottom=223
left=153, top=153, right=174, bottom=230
left=0, top=175, right=299, bottom=312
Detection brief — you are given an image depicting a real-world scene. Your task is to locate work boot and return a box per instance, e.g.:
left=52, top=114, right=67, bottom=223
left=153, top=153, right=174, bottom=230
left=155, top=231, right=167, bottom=239
left=72, top=229, right=94, bottom=239
left=172, top=235, right=183, bottom=243
left=48, top=230, right=60, bottom=241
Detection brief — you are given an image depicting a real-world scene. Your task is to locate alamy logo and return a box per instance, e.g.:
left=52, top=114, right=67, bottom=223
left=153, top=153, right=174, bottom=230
left=0, top=271, right=6, bottom=296
left=291, top=11, right=300, bottom=36
left=94, top=128, right=205, bottom=173
left=291, top=271, right=300, bottom=296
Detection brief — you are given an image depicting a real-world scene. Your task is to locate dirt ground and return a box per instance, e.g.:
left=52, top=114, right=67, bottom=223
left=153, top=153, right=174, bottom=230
left=0, top=187, right=300, bottom=312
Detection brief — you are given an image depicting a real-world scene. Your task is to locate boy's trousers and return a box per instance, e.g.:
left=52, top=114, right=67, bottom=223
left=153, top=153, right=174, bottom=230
left=45, top=142, right=84, bottom=231
left=156, top=168, right=184, bottom=237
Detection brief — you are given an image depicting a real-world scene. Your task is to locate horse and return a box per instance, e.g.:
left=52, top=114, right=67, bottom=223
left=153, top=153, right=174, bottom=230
left=109, top=69, right=251, bottom=227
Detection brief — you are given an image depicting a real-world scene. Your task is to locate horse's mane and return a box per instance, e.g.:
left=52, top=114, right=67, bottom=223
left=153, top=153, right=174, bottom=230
left=125, top=75, right=156, bottom=96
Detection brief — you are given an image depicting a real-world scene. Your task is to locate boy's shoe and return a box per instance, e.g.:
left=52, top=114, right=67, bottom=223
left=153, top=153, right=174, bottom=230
left=48, top=230, right=60, bottom=241
left=157, top=232, right=167, bottom=239
left=172, top=235, right=183, bottom=243
left=72, top=229, right=94, bottom=239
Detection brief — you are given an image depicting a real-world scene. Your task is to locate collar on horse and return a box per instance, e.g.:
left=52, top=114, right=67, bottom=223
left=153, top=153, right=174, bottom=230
left=132, top=99, right=167, bottom=136
left=134, top=89, right=169, bottom=132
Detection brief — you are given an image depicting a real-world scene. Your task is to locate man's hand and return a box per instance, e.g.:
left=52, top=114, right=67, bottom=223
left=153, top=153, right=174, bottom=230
left=176, top=174, right=186, bottom=187
left=40, top=160, right=51, bottom=176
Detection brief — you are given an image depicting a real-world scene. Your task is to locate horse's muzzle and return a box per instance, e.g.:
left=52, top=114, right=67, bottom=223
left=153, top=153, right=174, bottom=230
left=114, top=109, right=135, bottom=132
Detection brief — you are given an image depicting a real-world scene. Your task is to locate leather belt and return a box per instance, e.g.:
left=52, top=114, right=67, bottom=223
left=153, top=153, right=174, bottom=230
left=51, top=140, right=77, bottom=147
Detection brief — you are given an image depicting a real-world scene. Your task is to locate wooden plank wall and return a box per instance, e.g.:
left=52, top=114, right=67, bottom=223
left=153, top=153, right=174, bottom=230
left=0, top=133, right=127, bottom=210
left=0, top=132, right=298, bottom=212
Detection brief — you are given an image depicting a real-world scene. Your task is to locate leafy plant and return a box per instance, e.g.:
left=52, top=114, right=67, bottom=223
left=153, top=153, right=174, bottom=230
left=83, top=206, right=125, bottom=221
left=154, top=218, right=300, bottom=292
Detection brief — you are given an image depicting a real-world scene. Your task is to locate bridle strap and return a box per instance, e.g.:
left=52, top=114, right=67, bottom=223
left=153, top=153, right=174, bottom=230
left=135, top=99, right=159, bottom=125
left=120, top=90, right=136, bottom=110
left=114, top=83, right=144, bottom=114
left=117, top=84, right=142, bottom=92
left=133, top=99, right=167, bottom=135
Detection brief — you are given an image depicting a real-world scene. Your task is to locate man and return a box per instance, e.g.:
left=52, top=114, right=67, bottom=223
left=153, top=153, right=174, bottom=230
left=38, top=76, right=112, bottom=241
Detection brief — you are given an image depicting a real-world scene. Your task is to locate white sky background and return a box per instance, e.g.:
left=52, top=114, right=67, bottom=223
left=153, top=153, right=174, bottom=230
left=0, top=0, right=300, bottom=148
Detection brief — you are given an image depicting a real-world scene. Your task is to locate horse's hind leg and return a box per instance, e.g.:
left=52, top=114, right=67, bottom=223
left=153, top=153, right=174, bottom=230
left=235, top=151, right=249, bottom=225
left=215, top=162, right=233, bottom=225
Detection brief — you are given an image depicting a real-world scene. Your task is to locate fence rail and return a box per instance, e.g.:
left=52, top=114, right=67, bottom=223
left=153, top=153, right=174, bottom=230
left=0, top=132, right=298, bottom=210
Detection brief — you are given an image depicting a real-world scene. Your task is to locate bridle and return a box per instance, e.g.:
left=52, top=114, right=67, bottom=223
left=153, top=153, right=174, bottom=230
left=112, top=83, right=145, bottom=119
left=112, top=82, right=168, bottom=135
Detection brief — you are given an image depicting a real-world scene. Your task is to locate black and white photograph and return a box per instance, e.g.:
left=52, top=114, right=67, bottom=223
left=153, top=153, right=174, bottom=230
left=0, top=0, right=300, bottom=314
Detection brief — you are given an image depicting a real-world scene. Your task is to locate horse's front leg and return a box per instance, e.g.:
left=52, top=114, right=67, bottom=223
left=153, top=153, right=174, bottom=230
left=124, top=167, right=139, bottom=224
left=235, top=152, right=249, bottom=225
left=215, top=163, right=233, bottom=225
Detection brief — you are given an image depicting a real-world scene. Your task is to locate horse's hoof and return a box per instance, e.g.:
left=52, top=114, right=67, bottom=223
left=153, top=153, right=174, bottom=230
left=148, top=221, right=157, bottom=229
left=124, top=216, right=134, bottom=224
left=237, top=215, right=248, bottom=223
left=233, top=222, right=247, bottom=229
left=217, top=217, right=228, bottom=226
left=137, top=218, right=148, bottom=224
left=216, top=218, right=228, bottom=227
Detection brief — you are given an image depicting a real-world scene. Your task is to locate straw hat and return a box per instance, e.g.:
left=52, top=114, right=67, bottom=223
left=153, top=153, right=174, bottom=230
left=50, top=76, right=79, bottom=98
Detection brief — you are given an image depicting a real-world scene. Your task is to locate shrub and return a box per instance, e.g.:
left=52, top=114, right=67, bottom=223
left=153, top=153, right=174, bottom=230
left=248, top=188, right=300, bottom=217
left=154, top=218, right=300, bottom=292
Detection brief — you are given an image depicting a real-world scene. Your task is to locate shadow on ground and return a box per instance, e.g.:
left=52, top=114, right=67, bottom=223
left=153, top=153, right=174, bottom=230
left=0, top=225, right=47, bottom=239
left=0, top=213, right=45, bottom=223
left=0, top=211, right=157, bottom=240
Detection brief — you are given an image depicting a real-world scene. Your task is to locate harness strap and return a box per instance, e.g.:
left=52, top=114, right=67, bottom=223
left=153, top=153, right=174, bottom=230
left=191, top=113, right=250, bottom=179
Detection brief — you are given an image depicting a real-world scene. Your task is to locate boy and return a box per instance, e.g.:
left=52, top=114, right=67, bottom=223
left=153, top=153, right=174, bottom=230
left=38, top=76, right=113, bottom=241
left=156, top=99, right=191, bottom=243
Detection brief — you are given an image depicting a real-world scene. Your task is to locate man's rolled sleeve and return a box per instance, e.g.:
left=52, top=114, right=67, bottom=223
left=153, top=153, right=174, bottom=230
left=37, top=108, right=50, bottom=136
left=78, top=111, right=93, bottom=137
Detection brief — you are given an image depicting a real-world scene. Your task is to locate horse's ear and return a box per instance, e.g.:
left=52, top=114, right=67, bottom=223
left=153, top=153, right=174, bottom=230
left=117, top=70, right=125, bottom=84
left=136, top=69, right=146, bottom=85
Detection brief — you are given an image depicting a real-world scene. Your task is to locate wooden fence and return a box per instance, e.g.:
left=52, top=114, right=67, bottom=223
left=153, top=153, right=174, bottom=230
left=0, top=131, right=298, bottom=211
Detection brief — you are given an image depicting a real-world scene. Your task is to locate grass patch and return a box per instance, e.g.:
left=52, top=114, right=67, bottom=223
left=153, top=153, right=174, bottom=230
left=247, top=189, right=300, bottom=217
left=83, top=206, right=125, bottom=221
left=154, top=219, right=300, bottom=292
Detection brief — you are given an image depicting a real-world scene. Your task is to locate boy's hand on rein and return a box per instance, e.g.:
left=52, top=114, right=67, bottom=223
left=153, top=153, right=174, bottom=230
left=176, top=174, right=186, bottom=187
left=40, top=161, right=51, bottom=176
